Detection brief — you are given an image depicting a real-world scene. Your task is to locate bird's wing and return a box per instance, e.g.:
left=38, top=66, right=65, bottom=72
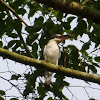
left=43, top=45, right=47, bottom=61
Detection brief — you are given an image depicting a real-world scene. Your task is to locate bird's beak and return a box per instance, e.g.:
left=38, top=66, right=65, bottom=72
left=59, top=34, right=71, bottom=41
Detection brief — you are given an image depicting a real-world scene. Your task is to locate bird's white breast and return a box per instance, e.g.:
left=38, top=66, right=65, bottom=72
left=44, top=40, right=61, bottom=65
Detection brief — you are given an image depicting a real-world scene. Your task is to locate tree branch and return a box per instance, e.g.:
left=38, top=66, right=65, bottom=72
left=0, top=48, right=100, bottom=85
left=0, top=0, right=28, bottom=26
left=18, top=32, right=34, bottom=58
left=34, top=0, right=100, bottom=24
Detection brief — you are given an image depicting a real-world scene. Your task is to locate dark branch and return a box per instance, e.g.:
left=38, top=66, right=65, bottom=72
left=18, top=32, right=34, bottom=58
left=34, top=0, right=100, bottom=24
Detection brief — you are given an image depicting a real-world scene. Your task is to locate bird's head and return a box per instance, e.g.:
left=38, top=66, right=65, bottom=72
left=52, top=34, right=72, bottom=43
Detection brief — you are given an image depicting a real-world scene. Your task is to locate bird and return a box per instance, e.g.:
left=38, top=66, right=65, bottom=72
left=43, top=34, right=71, bottom=89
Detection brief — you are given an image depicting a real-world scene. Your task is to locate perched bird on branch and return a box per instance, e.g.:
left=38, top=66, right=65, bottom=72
left=43, top=34, right=71, bottom=89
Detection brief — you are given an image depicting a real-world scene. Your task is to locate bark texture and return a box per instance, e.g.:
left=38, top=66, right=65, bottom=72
left=35, top=0, right=100, bottom=24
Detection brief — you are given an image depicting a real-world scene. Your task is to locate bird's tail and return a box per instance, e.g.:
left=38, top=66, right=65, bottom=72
left=44, top=71, right=53, bottom=90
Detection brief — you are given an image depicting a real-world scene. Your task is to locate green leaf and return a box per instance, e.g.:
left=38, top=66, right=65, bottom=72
left=6, top=33, right=18, bottom=38
left=93, top=62, right=100, bottom=68
left=48, top=97, right=54, bottom=100
left=26, top=33, right=38, bottom=45
left=59, top=51, right=70, bottom=67
left=33, top=16, right=44, bottom=32
left=11, top=74, right=21, bottom=80
left=89, top=33, right=99, bottom=47
left=26, top=16, right=43, bottom=33
left=11, top=0, right=25, bottom=10
left=8, top=40, right=16, bottom=48
left=82, top=51, right=89, bottom=60
left=94, top=56, right=100, bottom=63
left=57, top=11, right=63, bottom=21
left=8, top=40, right=21, bottom=50
left=61, top=22, right=71, bottom=30
left=28, top=8, right=35, bottom=18
left=73, top=19, right=87, bottom=37
left=89, top=98, right=95, bottom=100
left=0, top=3, right=6, bottom=11
left=25, top=26, right=34, bottom=34
left=5, top=17, right=14, bottom=35
left=89, top=24, right=100, bottom=47
left=0, top=41, right=3, bottom=47
left=53, top=74, right=69, bottom=99
left=16, top=8, right=26, bottom=15
left=32, top=42, right=38, bottom=58
left=13, top=19, right=22, bottom=32
left=70, top=48, right=79, bottom=66
left=0, top=90, right=5, bottom=95
left=92, top=25, right=100, bottom=37
left=81, top=40, right=91, bottom=52
left=53, top=10, right=63, bottom=21
left=53, top=11, right=59, bottom=17
left=43, top=18, right=61, bottom=34
left=0, top=18, right=6, bottom=37
left=12, top=40, right=21, bottom=51
left=88, top=65, right=97, bottom=73
left=38, top=83, right=46, bottom=95
left=28, top=2, right=41, bottom=18
left=67, top=16, right=76, bottom=23
left=23, top=82, right=33, bottom=97
left=68, top=45, right=79, bottom=66
left=95, top=0, right=100, bottom=9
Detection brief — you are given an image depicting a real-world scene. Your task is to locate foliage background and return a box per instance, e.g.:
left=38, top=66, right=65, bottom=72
left=0, top=0, right=100, bottom=100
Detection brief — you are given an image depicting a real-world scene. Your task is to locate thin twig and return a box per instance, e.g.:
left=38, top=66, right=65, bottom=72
left=83, top=87, right=90, bottom=98
left=69, top=85, right=100, bottom=91
left=89, top=47, right=100, bottom=54
left=0, top=76, right=23, bottom=96
left=66, top=87, right=78, bottom=100
left=82, top=0, right=90, bottom=5
left=0, top=0, right=28, bottom=26
left=6, top=59, right=13, bottom=75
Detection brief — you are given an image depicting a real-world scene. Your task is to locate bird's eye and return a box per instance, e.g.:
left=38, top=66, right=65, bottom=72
left=55, top=36, right=61, bottom=38
left=55, top=36, right=58, bottom=38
